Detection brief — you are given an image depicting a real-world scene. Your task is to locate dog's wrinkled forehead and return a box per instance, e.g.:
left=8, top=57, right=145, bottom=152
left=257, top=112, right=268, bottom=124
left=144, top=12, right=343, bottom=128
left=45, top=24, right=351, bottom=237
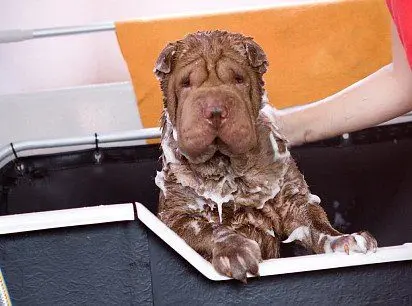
left=154, top=30, right=268, bottom=80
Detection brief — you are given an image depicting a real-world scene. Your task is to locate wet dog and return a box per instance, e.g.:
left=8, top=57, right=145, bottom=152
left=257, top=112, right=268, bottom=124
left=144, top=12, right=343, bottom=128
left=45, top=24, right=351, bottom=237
left=154, top=31, right=377, bottom=282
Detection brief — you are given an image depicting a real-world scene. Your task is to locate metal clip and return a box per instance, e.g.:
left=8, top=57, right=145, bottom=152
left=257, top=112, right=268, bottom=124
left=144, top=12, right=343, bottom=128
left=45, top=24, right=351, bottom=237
left=10, top=143, right=24, bottom=172
left=93, top=133, right=102, bottom=164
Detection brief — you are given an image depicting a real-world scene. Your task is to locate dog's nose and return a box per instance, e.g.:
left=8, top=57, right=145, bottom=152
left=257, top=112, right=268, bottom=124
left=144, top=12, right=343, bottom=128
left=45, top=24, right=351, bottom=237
left=203, top=104, right=228, bottom=128
left=204, top=105, right=227, bottom=119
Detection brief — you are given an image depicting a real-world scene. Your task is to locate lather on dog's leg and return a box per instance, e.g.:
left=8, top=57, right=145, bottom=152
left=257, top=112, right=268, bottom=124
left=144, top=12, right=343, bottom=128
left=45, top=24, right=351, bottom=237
left=158, top=193, right=262, bottom=282
left=211, top=226, right=262, bottom=282
left=277, top=163, right=378, bottom=254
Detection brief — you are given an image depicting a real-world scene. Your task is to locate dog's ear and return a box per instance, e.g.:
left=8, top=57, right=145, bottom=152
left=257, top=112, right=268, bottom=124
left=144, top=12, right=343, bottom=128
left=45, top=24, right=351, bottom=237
left=244, top=40, right=268, bottom=74
left=154, top=43, right=177, bottom=80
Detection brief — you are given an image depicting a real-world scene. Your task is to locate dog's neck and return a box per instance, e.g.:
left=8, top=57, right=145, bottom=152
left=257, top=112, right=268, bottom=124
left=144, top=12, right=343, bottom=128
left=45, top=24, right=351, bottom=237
left=157, top=105, right=291, bottom=219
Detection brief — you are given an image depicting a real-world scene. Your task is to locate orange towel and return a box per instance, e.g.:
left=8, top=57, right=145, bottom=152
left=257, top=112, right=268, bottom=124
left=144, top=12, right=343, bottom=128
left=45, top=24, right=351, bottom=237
left=116, top=0, right=391, bottom=130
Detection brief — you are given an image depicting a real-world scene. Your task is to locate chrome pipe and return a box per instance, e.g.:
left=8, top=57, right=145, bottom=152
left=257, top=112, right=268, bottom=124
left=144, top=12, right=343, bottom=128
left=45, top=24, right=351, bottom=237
left=0, top=22, right=115, bottom=44
left=0, top=127, right=161, bottom=166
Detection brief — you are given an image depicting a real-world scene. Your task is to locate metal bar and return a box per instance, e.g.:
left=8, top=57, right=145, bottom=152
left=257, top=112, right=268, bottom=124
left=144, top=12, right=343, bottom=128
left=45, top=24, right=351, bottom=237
left=0, top=1, right=330, bottom=44
left=33, top=22, right=115, bottom=39
left=0, top=201, right=410, bottom=280
left=1, top=110, right=412, bottom=168
left=0, top=127, right=161, bottom=166
left=0, top=22, right=115, bottom=44
left=0, top=203, right=135, bottom=235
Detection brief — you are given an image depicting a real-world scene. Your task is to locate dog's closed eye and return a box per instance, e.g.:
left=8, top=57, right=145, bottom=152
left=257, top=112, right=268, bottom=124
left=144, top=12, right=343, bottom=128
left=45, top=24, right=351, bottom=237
left=234, top=74, right=244, bottom=84
left=181, top=76, right=191, bottom=88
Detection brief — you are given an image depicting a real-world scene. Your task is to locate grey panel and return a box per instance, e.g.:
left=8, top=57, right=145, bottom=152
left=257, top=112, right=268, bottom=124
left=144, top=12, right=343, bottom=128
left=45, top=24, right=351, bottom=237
left=147, top=231, right=412, bottom=306
left=0, top=222, right=152, bottom=306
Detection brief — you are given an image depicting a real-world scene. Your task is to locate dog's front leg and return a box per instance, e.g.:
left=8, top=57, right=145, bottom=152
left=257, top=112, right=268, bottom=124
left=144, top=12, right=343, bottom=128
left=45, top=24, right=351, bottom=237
left=277, top=163, right=377, bottom=254
left=158, top=194, right=261, bottom=282
left=211, top=225, right=262, bottom=282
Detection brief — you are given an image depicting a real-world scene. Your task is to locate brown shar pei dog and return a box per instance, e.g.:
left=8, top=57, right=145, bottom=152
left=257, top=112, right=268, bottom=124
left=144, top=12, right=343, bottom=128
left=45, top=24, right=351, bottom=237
left=154, top=30, right=377, bottom=282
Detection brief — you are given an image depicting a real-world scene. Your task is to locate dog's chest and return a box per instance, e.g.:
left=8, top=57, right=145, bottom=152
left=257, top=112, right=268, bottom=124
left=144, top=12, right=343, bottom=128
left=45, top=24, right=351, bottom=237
left=156, top=106, right=291, bottom=222
left=161, top=143, right=289, bottom=223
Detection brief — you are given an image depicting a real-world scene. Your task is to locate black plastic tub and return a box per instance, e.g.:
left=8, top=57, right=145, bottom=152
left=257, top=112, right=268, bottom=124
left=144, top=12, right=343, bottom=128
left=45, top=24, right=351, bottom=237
left=0, top=122, right=411, bottom=305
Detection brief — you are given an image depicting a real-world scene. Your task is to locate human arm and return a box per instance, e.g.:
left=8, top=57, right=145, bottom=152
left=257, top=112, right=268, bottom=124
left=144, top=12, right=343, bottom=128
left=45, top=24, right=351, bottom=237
left=276, top=21, right=412, bottom=147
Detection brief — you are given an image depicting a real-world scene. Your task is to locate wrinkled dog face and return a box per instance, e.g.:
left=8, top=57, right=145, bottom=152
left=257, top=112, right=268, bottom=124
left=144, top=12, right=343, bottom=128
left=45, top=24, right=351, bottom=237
left=154, top=31, right=268, bottom=163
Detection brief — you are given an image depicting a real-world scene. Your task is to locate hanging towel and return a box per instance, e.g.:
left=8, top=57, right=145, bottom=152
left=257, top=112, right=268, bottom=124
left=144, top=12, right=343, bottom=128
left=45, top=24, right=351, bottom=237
left=115, top=0, right=391, bottom=129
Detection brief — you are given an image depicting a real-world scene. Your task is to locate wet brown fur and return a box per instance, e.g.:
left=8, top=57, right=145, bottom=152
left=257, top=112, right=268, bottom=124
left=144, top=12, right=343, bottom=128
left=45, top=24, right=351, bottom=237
left=154, top=31, right=377, bottom=282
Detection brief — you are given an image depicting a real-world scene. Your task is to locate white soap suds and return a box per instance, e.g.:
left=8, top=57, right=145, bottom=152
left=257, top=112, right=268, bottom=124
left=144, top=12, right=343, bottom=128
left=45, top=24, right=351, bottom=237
left=269, top=132, right=290, bottom=160
left=162, top=139, right=179, bottom=164
left=187, top=198, right=206, bottom=211
left=249, top=186, right=262, bottom=193
left=155, top=171, right=167, bottom=197
left=190, top=221, right=201, bottom=235
left=200, top=177, right=235, bottom=223
left=257, top=185, right=280, bottom=209
left=266, top=229, right=275, bottom=237
left=217, top=202, right=223, bottom=223
left=261, top=103, right=277, bottom=125
left=159, top=109, right=286, bottom=223
left=352, top=233, right=368, bottom=253
left=262, top=91, right=270, bottom=105
left=269, top=133, right=279, bottom=154
left=161, top=111, right=180, bottom=164
left=308, top=194, right=321, bottom=204
left=283, top=226, right=310, bottom=243
left=172, top=128, right=178, bottom=141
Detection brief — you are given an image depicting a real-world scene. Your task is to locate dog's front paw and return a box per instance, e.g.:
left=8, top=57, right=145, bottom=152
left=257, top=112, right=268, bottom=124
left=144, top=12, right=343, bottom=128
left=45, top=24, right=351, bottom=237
left=212, top=233, right=262, bottom=283
left=326, top=231, right=378, bottom=254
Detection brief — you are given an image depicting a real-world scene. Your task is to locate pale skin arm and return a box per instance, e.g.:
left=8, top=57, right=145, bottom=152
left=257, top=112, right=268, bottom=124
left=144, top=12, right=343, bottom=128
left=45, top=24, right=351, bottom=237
left=276, top=22, right=412, bottom=147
